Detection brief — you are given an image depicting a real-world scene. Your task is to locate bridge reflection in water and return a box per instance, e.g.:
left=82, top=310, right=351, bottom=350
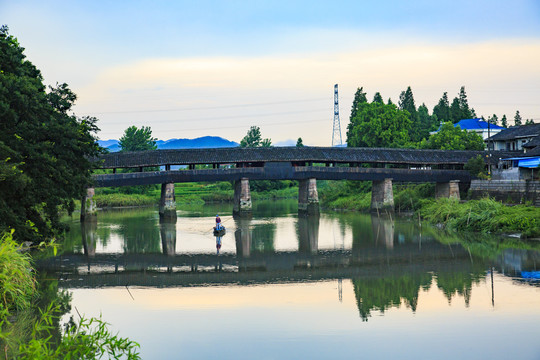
left=41, top=210, right=540, bottom=321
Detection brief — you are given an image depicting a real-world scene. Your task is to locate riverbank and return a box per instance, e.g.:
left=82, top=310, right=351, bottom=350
left=318, top=181, right=540, bottom=239
left=94, top=182, right=298, bottom=207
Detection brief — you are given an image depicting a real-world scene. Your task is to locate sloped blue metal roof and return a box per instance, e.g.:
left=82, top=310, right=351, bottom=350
left=455, top=118, right=504, bottom=130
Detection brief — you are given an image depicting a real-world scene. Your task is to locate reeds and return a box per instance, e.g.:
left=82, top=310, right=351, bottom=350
left=419, top=198, right=540, bottom=238
left=0, top=230, right=36, bottom=312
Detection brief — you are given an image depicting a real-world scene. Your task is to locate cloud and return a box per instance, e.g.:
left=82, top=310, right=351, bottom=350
left=74, top=38, right=540, bottom=143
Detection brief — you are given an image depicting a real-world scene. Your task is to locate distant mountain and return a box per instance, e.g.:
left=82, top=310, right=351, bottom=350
left=274, top=139, right=297, bottom=147
left=98, top=136, right=238, bottom=152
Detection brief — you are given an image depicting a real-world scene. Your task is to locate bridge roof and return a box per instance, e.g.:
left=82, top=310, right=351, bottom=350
left=94, top=146, right=508, bottom=169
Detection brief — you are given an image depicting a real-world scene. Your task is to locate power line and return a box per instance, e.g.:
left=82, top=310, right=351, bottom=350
left=102, top=118, right=332, bottom=133
left=99, top=108, right=329, bottom=125
left=88, top=97, right=328, bottom=115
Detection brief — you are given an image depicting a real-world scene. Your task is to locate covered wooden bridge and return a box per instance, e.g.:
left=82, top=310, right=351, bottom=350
left=82, top=147, right=511, bottom=220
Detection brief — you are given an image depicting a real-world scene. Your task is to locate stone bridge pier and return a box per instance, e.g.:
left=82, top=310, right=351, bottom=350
left=159, top=183, right=177, bottom=221
left=233, top=178, right=252, bottom=215
left=435, top=180, right=460, bottom=200
left=298, top=178, right=319, bottom=215
left=81, top=187, right=97, bottom=221
left=371, top=178, right=394, bottom=214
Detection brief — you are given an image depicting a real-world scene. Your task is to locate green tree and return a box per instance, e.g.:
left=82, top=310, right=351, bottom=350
left=514, top=110, right=522, bottom=126
left=398, top=86, right=417, bottom=122
left=419, top=122, right=484, bottom=150
left=372, top=92, right=384, bottom=104
left=296, top=137, right=304, bottom=147
left=261, top=138, right=272, bottom=147
left=450, top=97, right=461, bottom=123
left=0, top=26, right=102, bottom=242
left=433, top=92, right=451, bottom=123
left=501, top=114, right=508, bottom=128
left=350, top=87, right=368, bottom=120
left=119, top=126, right=157, bottom=152
left=464, top=155, right=487, bottom=178
left=347, top=102, right=412, bottom=148
left=416, top=103, right=438, bottom=141
left=399, top=86, right=422, bottom=142
left=458, top=86, right=472, bottom=119
left=525, top=119, right=535, bottom=125
left=116, top=126, right=158, bottom=195
left=240, top=126, right=271, bottom=147
left=488, top=114, right=498, bottom=125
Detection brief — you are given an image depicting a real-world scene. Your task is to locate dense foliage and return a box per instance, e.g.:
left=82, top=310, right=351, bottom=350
left=346, top=101, right=412, bottom=148
left=345, top=85, right=531, bottom=150
left=0, top=26, right=102, bottom=242
left=418, top=122, right=485, bottom=150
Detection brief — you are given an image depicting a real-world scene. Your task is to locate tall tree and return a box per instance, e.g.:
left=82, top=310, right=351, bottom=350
left=240, top=126, right=271, bottom=147
left=500, top=114, right=508, bottom=128
left=450, top=97, right=462, bottom=123
left=399, top=86, right=421, bottom=142
left=398, top=86, right=417, bottom=121
left=372, top=92, right=384, bottom=104
left=488, top=114, right=498, bottom=125
left=346, top=102, right=412, bottom=148
left=296, top=137, right=304, bottom=147
left=350, top=87, right=368, bottom=120
left=458, top=86, right=472, bottom=119
left=0, top=26, right=102, bottom=241
left=514, top=111, right=522, bottom=126
left=433, top=92, right=451, bottom=123
left=416, top=103, right=438, bottom=141
left=119, top=126, right=157, bottom=152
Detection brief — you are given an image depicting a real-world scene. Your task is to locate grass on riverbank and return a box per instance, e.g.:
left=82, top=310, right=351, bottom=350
left=319, top=181, right=540, bottom=238
left=419, top=198, right=540, bottom=238
left=94, top=193, right=157, bottom=207
left=95, top=181, right=298, bottom=207
left=0, top=230, right=36, bottom=312
left=319, top=181, right=434, bottom=212
left=0, top=230, right=141, bottom=358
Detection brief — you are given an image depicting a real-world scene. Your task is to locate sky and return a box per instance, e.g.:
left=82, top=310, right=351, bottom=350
left=2, top=0, right=540, bottom=145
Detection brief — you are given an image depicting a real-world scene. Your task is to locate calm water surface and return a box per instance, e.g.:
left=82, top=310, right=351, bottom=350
left=47, top=200, right=540, bottom=359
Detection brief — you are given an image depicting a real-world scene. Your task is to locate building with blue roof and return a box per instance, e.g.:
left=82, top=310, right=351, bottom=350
left=454, top=118, right=504, bottom=140
left=430, top=118, right=504, bottom=142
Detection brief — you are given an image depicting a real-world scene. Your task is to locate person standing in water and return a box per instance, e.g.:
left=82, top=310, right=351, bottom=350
left=215, top=214, right=222, bottom=231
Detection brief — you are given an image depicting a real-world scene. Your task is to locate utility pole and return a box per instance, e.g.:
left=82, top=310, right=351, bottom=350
left=332, top=84, right=342, bottom=147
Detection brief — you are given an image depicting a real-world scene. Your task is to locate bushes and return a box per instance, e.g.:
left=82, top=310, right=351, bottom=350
left=94, top=194, right=157, bottom=207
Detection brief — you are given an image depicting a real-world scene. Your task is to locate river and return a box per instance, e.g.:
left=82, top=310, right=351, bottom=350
left=43, top=199, right=540, bottom=359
